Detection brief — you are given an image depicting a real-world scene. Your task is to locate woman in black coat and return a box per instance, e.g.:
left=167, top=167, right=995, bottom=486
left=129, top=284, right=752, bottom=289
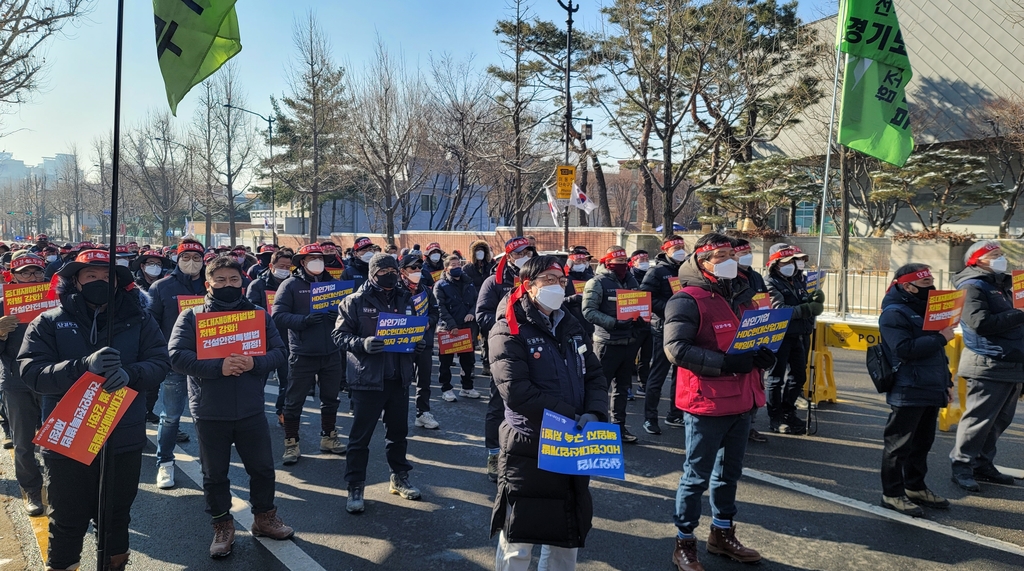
left=433, top=254, right=481, bottom=401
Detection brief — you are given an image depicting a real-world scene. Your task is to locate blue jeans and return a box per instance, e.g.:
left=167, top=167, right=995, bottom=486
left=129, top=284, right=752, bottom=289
left=156, top=372, right=188, bottom=465
left=674, top=411, right=751, bottom=532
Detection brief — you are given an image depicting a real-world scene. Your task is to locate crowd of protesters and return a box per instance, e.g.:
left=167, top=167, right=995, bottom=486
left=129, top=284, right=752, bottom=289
left=0, top=231, right=1018, bottom=571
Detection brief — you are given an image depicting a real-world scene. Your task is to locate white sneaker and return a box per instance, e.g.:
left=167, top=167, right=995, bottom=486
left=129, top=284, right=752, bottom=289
left=415, top=412, right=440, bottom=429
left=441, top=390, right=458, bottom=402
left=459, top=388, right=482, bottom=399
left=157, top=462, right=175, bottom=489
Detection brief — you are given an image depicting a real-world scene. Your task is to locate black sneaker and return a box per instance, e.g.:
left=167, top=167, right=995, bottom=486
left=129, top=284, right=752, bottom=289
left=626, top=388, right=635, bottom=401
left=973, top=467, right=1015, bottom=485
left=621, top=428, right=638, bottom=444
left=635, top=384, right=646, bottom=397
left=951, top=473, right=981, bottom=492
left=783, top=413, right=807, bottom=435
left=663, top=416, right=685, bottom=428
left=642, top=420, right=661, bottom=435
left=176, top=430, right=190, bottom=443
left=770, top=417, right=803, bottom=435
left=346, top=483, right=365, bottom=514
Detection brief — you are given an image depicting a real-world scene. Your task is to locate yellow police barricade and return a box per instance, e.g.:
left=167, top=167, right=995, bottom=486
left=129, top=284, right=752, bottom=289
left=803, top=318, right=967, bottom=432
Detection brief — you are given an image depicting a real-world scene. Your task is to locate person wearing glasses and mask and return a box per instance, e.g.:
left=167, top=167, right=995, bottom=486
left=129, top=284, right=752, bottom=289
left=130, top=250, right=173, bottom=293
left=764, top=243, right=822, bottom=435
left=273, top=243, right=347, bottom=465
left=476, top=237, right=532, bottom=482
left=332, top=253, right=423, bottom=514
left=247, top=249, right=295, bottom=425
left=949, top=241, right=1024, bottom=492
left=341, top=237, right=374, bottom=290
left=434, top=253, right=480, bottom=402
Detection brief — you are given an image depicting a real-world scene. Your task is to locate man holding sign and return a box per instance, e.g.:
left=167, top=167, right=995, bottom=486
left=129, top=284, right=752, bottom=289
left=949, top=241, right=1024, bottom=492
left=18, top=249, right=171, bottom=571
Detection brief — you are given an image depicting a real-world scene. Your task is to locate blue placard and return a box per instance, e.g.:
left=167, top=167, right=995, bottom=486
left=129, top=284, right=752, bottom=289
left=310, top=281, right=354, bottom=314
left=726, top=308, right=793, bottom=354
left=375, top=312, right=429, bottom=353
left=804, top=271, right=824, bottom=292
left=538, top=410, right=625, bottom=480
left=411, top=291, right=429, bottom=317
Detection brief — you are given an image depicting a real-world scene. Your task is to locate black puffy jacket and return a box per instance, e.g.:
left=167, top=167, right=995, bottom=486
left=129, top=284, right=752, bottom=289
left=272, top=268, right=340, bottom=356
left=766, top=269, right=814, bottom=336
left=148, top=267, right=207, bottom=340
left=0, top=310, right=31, bottom=392
left=434, top=272, right=479, bottom=338
left=878, top=286, right=952, bottom=407
left=340, top=257, right=370, bottom=291
left=582, top=265, right=648, bottom=345
left=332, top=283, right=417, bottom=390
left=953, top=265, right=1024, bottom=382
left=18, top=288, right=170, bottom=456
left=475, top=264, right=519, bottom=333
left=639, top=253, right=683, bottom=331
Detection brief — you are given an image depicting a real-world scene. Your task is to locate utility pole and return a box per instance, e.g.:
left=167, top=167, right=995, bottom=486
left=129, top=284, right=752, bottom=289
left=559, top=0, right=578, bottom=252
left=224, top=104, right=276, bottom=244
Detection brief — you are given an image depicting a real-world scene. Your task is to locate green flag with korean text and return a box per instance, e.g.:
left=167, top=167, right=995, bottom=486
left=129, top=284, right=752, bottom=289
left=153, top=0, right=242, bottom=115
left=835, top=0, right=913, bottom=167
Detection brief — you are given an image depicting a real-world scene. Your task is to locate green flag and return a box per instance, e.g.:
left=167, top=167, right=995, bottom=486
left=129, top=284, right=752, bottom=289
left=835, top=0, right=913, bottom=167
left=154, top=0, right=242, bottom=115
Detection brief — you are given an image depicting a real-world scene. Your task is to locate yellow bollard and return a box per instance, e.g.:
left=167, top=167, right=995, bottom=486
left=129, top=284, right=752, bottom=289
left=938, top=334, right=967, bottom=432
left=804, top=322, right=838, bottom=405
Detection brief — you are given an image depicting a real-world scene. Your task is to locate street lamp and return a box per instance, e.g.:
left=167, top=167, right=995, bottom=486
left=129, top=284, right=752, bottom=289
left=558, top=0, right=579, bottom=252
left=223, top=104, right=277, bottom=244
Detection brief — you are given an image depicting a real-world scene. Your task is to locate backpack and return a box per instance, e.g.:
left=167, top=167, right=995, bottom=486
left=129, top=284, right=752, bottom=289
left=865, top=304, right=913, bottom=393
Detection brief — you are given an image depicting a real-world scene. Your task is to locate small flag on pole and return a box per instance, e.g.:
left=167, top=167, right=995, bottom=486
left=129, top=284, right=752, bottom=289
left=836, top=0, right=913, bottom=167
left=153, top=0, right=242, bottom=115
left=545, top=186, right=563, bottom=227
left=570, top=183, right=598, bottom=215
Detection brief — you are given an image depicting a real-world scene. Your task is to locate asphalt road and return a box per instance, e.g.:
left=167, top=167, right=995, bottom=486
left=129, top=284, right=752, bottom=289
left=2, top=348, right=1023, bottom=570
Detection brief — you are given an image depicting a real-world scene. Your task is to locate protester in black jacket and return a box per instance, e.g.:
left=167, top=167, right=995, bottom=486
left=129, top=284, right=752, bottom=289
left=475, top=236, right=531, bottom=482
left=877, top=264, right=954, bottom=517
left=488, top=255, right=608, bottom=567
left=131, top=249, right=173, bottom=292
left=169, top=256, right=293, bottom=557
left=464, top=240, right=495, bottom=291
left=638, top=236, right=688, bottom=435
left=563, top=246, right=596, bottom=343
left=0, top=252, right=47, bottom=516
left=246, top=244, right=278, bottom=280
left=341, top=237, right=375, bottom=289
left=629, top=249, right=652, bottom=400
left=246, top=249, right=294, bottom=422
left=434, top=253, right=481, bottom=401
left=423, top=242, right=446, bottom=284
left=19, top=249, right=170, bottom=571
left=333, top=253, right=422, bottom=514
left=273, top=243, right=346, bottom=464
left=399, top=254, right=441, bottom=429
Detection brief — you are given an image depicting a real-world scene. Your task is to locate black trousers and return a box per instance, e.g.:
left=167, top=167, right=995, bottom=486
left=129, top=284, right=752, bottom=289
left=644, top=329, right=682, bottom=422
left=485, top=378, right=504, bottom=451
left=274, top=344, right=291, bottom=415
left=283, top=351, right=343, bottom=439
left=881, top=405, right=939, bottom=497
left=4, top=388, right=43, bottom=492
left=197, top=413, right=277, bottom=523
left=636, top=328, right=652, bottom=386
left=345, top=378, right=414, bottom=484
left=766, top=334, right=809, bottom=419
left=596, top=340, right=642, bottom=425
left=439, top=351, right=476, bottom=391
left=44, top=450, right=142, bottom=569
left=413, top=344, right=434, bottom=413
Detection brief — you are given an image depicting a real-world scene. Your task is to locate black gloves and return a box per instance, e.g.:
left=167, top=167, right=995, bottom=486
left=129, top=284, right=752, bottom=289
left=752, top=346, right=776, bottom=370
left=414, top=339, right=427, bottom=355
left=809, top=290, right=825, bottom=303
left=721, top=352, right=754, bottom=375
left=304, top=313, right=326, bottom=327
left=102, top=368, right=130, bottom=393
left=632, top=317, right=647, bottom=328
left=614, top=320, right=633, bottom=330
left=363, top=336, right=385, bottom=354
left=808, top=302, right=824, bottom=316
left=85, top=347, right=121, bottom=376
left=575, top=413, right=600, bottom=431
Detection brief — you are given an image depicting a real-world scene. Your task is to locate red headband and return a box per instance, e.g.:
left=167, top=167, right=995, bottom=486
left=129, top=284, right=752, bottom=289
left=769, top=248, right=798, bottom=263
left=10, top=255, right=44, bottom=271
left=354, top=238, right=373, bottom=251
left=601, top=249, right=628, bottom=264
left=695, top=241, right=732, bottom=255
left=504, top=238, right=529, bottom=255
left=889, top=268, right=932, bottom=292
left=661, top=238, right=686, bottom=251
left=966, top=243, right=1000, bottom=267
left=733, top=243, right=752, bottom=254
left=178, top=241, right=205, bottom=254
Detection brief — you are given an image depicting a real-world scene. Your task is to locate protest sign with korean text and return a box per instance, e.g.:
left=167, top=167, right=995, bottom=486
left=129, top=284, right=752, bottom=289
left=431, top=270, right=443, bottom=283
left=538, top=409, right=625, bottom=480
left=375, top=312, right=429, bottom=353
left=265, top=291, right=276, bottom=315
left=3, top=282, right=59, bottom=323
left=573, top=280, right=586, bottom=295
left=438, top=328, right=474, bottom=355
left=411, top=291, right=429, bottom=316
left=615, top=290, right=652, bottom=322
left=752, top=292, right=771, bottom=309
left=805, top=271, right=824, bottom=292
left=726, top=308, right=793, bottom=354
left=177, top=295, right=205, bottom=314
left=33, top=372, right=138, bottom=465
left=309, top=281, right=355, bottom=314
left=668, top=276, right=683, bottom=295
left=327, top=268, right=344, bottom=280
left=923, top=290, right=966, bottom=331
left=196, top=310, right=267, bottom=359
left=1013, top=271, right=1024, bottom=309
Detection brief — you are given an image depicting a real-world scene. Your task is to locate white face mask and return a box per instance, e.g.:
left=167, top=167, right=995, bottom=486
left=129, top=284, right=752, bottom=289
left=406, top=271, right=422, bottom=284
left=711, top=258, right=738, bottom=279
left=305, top=259, right=325, bottom=275
left=572, top=263, right=588, bottom=273
left=671, top=249, right=687, bottom=262
left=46, top=255, right=58, bottom=263
left=429, top=253, right=441, bottom=263
left=170, top=255, right=178, bottom=263
left=637, top=261, right=650, bottom=271
left=116, top=258, right=129, bottom=267
left=989, top=256, right=1008, bottom=274
left=738, top=254, right=754, bottom=267
left=273, top=268, right=291, bottom=279
left=476, top=250, right=485, bottom=261
left=779, top=263, right=796, bottom=277
left=390, top=253, right=398, bottom=259
left=179, top=259, right=202, bottom=276
left=513, top=255, right=528, bottom=269
left=796, top=260, right=806, bottom=270
left=534, top=284, right=565, bottom=311
left=144, top=265, right=163, bottom=277
left=360, top=251, right=374, bottom=263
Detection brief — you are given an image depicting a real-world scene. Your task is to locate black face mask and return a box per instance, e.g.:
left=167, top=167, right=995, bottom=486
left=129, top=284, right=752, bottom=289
left=80, top=280, right=110, bottom=306
left=375, top=273, right=399, bottom=289
left=211, top=286, right=243, bottom=303
left=911, top=285, right=935, bottom=301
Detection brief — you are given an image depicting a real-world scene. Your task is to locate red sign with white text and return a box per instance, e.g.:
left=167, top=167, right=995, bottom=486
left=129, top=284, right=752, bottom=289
left=615, top=290, right=652, bottom=322
left=195, top=310, right=267, bottom=359
left=923, top=290, right=966, bottom=331
left=438, top=328, right=475, bottom=355
left=3, top=282, right=60, bottom=323
left=177, top=295, right=205, bottom=314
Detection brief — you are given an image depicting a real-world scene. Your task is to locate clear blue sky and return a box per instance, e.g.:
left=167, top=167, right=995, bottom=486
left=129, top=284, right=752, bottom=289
left=0, top=0, right=835, bottom=167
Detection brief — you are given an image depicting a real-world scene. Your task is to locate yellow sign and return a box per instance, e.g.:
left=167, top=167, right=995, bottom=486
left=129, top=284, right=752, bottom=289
left=822, top=322, right=883, bottom=351
left=555, top=165, right=576, bottom=200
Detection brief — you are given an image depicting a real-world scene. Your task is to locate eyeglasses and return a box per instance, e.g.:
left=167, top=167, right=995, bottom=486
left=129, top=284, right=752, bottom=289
left=406, top=265, right=423, bottom=271
left=14, top=269, right=44, bottom=279
left=533, top=274, right=568, bottom=287
left=375, top=268, right=398, bottom=276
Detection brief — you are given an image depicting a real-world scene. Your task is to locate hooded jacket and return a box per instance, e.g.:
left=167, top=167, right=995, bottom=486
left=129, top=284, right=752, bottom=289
left=766, top=267, right=814, bottom=336
left=952, top=265, right=1024, bottom=381
left=434, top=271, right=479, bottom=339
left=148, top=266, right=207, bottom=341
left=639, top=252, right=683, bottom=331
left=272, top=268, right=340, bottom=356
left=18, top=285, right=170, bottom=456
left=878, top=285, right=952, bottom=407
left=464, top=240, right=496, bottom=291
left=340, top=256, right=370, bottom=290
left=564, top=264, right=596, bottom=341
left=332, top=281, right=417, bottom=390
left=582, top=264, right=647, bottom=345
left=476, top=263, right=520, bottom=333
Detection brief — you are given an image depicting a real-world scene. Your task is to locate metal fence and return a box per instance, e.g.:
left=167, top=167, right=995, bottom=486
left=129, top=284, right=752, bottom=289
left=817, top=269, right=954, bottom=317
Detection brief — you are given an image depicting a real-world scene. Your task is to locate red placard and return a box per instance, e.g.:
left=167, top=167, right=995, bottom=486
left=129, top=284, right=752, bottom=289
left=195, top=310, right=267, bottom=359
left=431, top=270, right=443, bottom=283
left=923, top=290, right=966, bottom=331
left=33, top=372, right=138, bottom=465
left=438, top=328, right=475, bottom=355
left=1013, top=271, right=1024, bottom=309
left=3, top=282, right=60, bottom=323
left=573, top=280, right=586, bottom=295
left=752, top=292, right=771, bottom=309
left=668, top=276, right=682, bottom=294
left=265, top=291, right=276, bottom=315
left=327, top=268, right=344, bottom=280
left=615, top=290, right=652, bottom=322
left=177, top=295, right=205, bottom=314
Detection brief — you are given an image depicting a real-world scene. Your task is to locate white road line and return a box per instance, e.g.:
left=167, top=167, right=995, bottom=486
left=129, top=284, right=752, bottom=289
left=743, top=468, right=1024, bottom=558
left=145, top=430, right=327, bottom=571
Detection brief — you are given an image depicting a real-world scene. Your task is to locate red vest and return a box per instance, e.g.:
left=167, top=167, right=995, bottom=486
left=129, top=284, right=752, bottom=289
left=675, top=286, right=765, bottom=416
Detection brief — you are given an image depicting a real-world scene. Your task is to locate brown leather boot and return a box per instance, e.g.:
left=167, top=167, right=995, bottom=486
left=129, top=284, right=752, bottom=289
left=707, top=523, right=761, bottom=563
left=671, top=537, right=705, bottom=571
left=251, top=508, right=294, bottom=540
left=105, top=551, right=130, bottom=571
left=210, top=520, right=235, bottom=558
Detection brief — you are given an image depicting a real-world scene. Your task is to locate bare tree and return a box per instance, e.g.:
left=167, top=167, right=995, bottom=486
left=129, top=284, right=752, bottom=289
left=121, top=112, right=190, bottom=240
left=50, top=145, right=86, bottom=240
left=212, top=62, right=257, bottom=244
left=973, top=95, right=1024, bottom=237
